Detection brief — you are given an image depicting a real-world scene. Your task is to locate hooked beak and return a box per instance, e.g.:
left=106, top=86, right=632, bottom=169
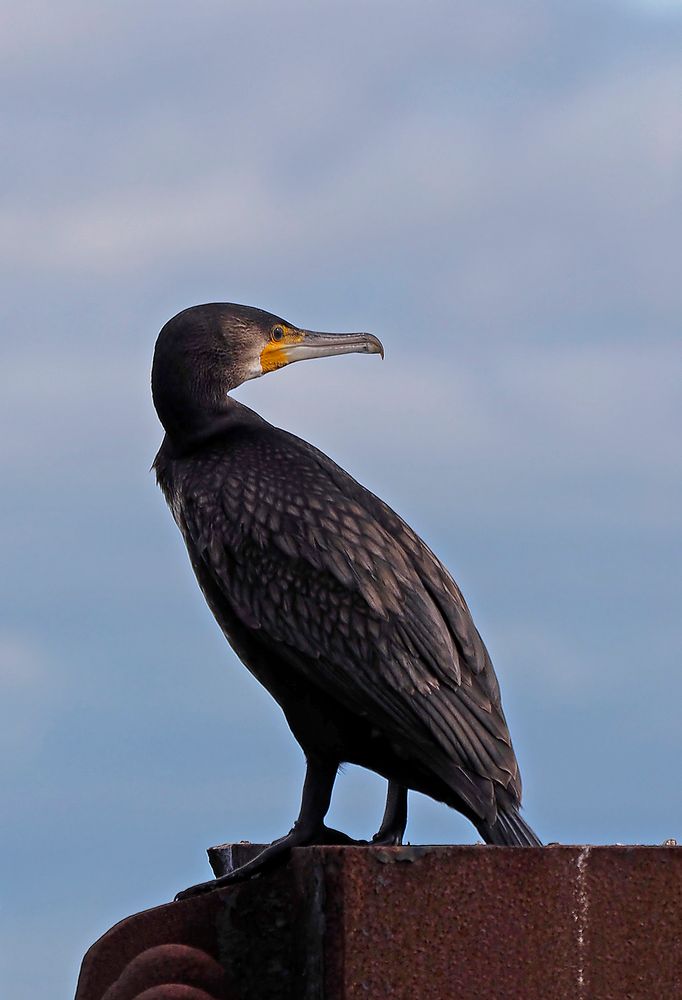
left=260, top=329, right=384, bottom=374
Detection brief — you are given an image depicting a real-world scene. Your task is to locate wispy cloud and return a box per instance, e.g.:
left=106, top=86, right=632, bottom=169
left=3, top=0, right=682, bottom=351
left=0, top=631, right=54, bottom=757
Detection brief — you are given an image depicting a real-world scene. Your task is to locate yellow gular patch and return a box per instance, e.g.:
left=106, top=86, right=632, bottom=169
left=259, top=328, right=305, bottom=373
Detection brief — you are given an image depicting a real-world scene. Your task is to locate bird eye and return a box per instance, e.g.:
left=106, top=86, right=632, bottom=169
left=272, top=325, right=284, bottom=341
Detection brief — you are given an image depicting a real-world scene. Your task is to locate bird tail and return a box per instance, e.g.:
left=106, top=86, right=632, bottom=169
left=478, top=808, right=542, bottom=847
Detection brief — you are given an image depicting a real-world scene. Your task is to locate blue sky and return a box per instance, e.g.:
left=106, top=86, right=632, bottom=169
left=2, top=1, right=681, bottom=997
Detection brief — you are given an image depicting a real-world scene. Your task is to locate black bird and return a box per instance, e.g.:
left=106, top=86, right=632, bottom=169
left=152, top=303, right=541, bottom=898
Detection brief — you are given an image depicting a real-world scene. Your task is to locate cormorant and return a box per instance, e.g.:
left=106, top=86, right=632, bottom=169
left=152, top=303, right=541, bottom=898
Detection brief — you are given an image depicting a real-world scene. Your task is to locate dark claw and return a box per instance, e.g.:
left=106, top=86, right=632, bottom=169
left=371, top=830, right=404, bottom=846
left=318, top=824, right=366, bottom=845
left=174, top=822, right=365, bottom=900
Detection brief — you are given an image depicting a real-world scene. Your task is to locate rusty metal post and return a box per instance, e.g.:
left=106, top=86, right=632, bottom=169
left=75, top=845, right=682, bottom=1000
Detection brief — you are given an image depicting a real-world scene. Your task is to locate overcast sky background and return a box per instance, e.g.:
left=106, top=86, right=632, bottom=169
left=2, top=1, right=681, bottom=996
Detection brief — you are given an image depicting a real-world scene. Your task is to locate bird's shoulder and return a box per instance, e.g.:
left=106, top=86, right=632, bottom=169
left=170, top=420, right=494, bottom=686
left=172, top=422, right=406, bottom=606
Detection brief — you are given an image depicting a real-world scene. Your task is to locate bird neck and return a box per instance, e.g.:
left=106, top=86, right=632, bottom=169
left=152, top=372, right=237, bottom=453
left=152, top=338, right=238, bottom=449
left=161, top=398, right=245, bottom=455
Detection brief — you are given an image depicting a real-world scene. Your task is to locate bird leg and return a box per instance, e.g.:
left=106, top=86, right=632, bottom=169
left=371, top=781, right=408, bottom=845
left=175, top=755, right=340, bottom=900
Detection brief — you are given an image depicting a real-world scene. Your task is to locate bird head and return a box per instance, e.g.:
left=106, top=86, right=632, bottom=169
left=152, top=302, right=384, bottom=444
